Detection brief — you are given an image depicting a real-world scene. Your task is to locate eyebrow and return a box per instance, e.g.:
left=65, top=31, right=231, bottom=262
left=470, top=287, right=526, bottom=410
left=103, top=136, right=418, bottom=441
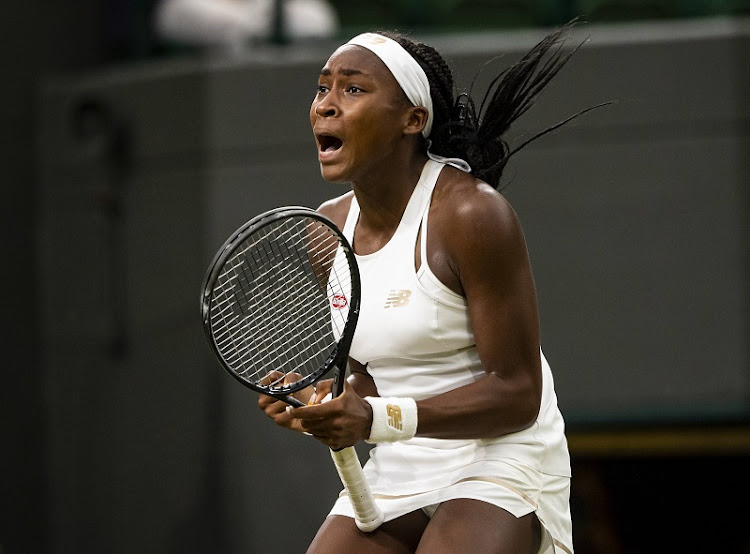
left=320, top=67, right=368, bottom=77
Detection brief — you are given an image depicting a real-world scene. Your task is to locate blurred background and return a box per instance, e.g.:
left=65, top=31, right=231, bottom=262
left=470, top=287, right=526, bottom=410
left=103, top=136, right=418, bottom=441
left=1, top=0, right=748, bottom=553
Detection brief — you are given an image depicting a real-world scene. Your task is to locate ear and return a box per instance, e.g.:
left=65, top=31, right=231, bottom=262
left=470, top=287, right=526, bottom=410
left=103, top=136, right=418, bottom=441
left=402, top=106, right=429, bottom=137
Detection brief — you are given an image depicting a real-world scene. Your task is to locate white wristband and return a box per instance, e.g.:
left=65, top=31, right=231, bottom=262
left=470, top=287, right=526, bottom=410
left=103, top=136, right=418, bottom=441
left=364, top=397, right=418, bottom=444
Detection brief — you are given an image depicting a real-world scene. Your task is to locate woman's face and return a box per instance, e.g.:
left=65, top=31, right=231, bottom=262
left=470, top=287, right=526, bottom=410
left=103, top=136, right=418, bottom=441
left=310, top=44, right=414, bottom=183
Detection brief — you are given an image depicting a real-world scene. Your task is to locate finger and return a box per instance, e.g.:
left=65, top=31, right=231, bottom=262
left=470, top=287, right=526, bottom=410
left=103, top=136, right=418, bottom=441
left=293, top=385, right=315, bottom=405
left=259, top=370, right=285, bottom=387
left=288, top=401, right=333, bottom=420
left=258, top=394, right=278, bottom=410
left=282, top=372, right=303, bottom=385
left=312, top=379, right=334, bottom=403
left=258, top=393, right=280, bottom=411
left=258, top=390, right=289, bottom=409
left=264, top=402, right=289, bottom=421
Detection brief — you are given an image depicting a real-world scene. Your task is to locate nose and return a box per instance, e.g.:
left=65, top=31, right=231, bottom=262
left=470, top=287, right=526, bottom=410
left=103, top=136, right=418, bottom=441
left=314, top=95, right=339, bottom=118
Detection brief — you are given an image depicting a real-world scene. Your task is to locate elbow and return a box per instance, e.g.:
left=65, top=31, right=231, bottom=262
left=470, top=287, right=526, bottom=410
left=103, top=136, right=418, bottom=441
left=523, top=366, right=543, bottom=427
left=508, top=385, right=540, bottom=434
left=517, top=390, right=541, bottom=431
left=518, top=370, right=542, bottom=431
left=487, top=369, right=542, bottom=436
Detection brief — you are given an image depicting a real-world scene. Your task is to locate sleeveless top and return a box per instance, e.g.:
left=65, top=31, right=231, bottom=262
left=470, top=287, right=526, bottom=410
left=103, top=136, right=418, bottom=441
left=341, top=160, right=571, bottom=493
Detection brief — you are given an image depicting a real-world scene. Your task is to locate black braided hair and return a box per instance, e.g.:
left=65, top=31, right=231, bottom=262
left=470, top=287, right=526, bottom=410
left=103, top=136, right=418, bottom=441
left=381, top=22, right=605, bottom=189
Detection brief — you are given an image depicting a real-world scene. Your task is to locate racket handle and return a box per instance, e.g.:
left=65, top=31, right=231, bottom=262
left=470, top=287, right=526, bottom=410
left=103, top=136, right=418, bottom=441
left=330, top=447, right=384, bottom=532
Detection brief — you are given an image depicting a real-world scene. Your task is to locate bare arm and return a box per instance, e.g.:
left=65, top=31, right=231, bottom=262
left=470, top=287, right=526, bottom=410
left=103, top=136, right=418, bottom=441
left=416, top=181, right=542, bottom=438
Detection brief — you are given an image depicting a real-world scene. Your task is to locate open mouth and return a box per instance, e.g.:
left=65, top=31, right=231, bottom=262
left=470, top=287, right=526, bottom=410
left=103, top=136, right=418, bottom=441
left=317, top=134, right=343, bottom=153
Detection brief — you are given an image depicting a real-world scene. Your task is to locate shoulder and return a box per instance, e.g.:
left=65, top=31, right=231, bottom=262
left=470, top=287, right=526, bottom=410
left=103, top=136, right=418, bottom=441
left=316, top=190, right=355, bottom=231
left=432, top=168, right=525, bottom=252
left=428, top=167, right=532, bottom=294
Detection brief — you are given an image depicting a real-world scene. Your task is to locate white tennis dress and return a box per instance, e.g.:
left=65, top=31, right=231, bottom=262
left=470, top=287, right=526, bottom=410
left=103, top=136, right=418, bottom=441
left=329, top=160, right=574, bottom=554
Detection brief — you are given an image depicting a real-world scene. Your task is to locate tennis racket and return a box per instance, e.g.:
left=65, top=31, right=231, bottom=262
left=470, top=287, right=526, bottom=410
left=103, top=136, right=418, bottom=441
left=200, top=206, right=384, bottom=532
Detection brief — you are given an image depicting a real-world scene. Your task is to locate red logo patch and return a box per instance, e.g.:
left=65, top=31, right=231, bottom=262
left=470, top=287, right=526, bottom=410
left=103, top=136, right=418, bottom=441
left=331, top=293, right=348, bottom=309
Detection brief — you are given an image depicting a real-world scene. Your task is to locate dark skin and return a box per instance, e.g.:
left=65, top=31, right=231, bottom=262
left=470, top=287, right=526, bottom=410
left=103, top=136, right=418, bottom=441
left=258, top=44, right=543, bottom=553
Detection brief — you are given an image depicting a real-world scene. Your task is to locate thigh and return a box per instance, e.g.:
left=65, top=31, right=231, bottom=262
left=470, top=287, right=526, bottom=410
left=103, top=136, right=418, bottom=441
left=416, top=499, right=541, bottom=554
left=307, top=511, right=430, bottom=554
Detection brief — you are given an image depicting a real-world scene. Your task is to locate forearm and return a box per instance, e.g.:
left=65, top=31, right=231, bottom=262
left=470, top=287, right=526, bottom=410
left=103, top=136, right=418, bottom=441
left=415, top=371, right=540, bottom=440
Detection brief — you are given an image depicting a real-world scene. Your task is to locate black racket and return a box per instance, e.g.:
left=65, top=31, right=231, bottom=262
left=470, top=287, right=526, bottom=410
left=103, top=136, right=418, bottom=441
left=200, top=206, right=383, bottom=532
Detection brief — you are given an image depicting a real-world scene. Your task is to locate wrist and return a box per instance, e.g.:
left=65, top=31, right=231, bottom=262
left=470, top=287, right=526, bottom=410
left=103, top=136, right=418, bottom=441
left=364, top=396, right=418, bottom=444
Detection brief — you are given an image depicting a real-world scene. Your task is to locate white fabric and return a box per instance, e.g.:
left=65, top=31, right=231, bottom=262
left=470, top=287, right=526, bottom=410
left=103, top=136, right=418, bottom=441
left=331, top=473, right=572, bottom=554
left=426, top=150, right=472, bottom=173
left=346, top=33, right=434, bottom=137
left=329, top=159, right=573, bottom=552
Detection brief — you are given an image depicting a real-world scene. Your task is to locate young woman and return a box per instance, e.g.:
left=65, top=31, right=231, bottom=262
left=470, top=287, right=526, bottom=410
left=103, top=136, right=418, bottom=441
left=259, top=25, right=586, bottom=554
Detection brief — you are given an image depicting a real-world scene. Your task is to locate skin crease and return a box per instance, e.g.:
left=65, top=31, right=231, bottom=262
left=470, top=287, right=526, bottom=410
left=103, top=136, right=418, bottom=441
left=257, top=44, right=544, bottom=554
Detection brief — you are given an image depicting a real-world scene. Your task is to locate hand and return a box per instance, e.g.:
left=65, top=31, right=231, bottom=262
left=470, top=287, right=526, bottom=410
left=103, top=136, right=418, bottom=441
left=288, top=380, right=373, bottom=450
left=257, top=371, right=315, bottom=434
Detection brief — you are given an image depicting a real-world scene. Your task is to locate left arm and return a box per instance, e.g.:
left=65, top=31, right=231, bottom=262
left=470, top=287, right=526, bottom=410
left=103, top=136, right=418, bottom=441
left=415, top=183, right=542, bottom=438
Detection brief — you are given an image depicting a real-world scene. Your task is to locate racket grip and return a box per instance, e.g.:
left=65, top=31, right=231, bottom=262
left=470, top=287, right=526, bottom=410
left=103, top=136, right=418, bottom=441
left=330, top=447, right=384, bottom=532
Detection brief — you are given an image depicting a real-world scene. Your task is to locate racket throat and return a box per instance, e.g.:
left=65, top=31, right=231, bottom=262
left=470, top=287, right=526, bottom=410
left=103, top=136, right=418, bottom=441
left=332, top=359, right=347, bottom=399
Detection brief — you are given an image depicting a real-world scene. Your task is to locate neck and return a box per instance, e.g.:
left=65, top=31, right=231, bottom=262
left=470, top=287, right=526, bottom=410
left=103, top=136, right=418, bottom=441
left=351, top=152, right=428, bottom=233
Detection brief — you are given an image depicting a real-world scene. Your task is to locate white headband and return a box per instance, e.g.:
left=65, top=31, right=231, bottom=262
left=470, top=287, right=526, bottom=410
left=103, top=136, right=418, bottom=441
left=346, top=33, right=434, bottom=138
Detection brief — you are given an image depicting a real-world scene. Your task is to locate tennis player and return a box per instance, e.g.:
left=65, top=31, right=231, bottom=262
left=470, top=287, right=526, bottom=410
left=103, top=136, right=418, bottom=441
left=259, top=25, right=583, bottom=554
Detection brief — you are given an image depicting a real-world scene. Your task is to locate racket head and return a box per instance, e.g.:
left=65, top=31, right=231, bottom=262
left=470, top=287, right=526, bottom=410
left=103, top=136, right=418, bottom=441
left=201, top=207, right=360, bottom=400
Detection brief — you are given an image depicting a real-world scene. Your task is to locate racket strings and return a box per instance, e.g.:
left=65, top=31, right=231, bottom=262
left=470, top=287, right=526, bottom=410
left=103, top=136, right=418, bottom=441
left=213, top=225, right=343, bottom=374
left=208, top=215, right=353, bottom=390
left=215, top=223, right=332, bottom=373
left=213, top=269, right=331, bottom=379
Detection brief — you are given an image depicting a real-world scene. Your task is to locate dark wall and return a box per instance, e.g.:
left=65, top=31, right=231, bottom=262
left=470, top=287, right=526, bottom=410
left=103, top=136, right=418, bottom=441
left=493, top=22, right=750, bottom=423
left=0, top=2, right=109, bottom=552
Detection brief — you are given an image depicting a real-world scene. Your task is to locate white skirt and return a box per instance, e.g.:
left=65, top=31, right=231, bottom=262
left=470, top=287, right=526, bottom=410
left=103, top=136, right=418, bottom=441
left=329, top=460, right=573, bottom=553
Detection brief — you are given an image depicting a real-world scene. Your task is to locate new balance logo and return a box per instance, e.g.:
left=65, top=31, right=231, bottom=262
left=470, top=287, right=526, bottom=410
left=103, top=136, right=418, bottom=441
left=386, top=404, right=403, bottom=430
left=384, top=289, right=412, bottom=308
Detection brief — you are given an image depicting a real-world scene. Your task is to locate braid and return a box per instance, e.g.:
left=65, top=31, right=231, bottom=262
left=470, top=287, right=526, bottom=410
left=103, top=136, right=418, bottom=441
left=381, top=21, right=606, bottom=189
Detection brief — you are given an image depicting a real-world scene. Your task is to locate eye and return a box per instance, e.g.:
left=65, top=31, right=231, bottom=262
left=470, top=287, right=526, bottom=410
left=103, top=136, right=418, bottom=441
left=346, top=85, right=364, bottom=94
left=316, top=84, right=329, bottom=95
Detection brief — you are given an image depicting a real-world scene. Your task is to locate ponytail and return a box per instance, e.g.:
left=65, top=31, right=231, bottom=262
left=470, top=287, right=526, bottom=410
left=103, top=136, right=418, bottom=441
left=384, top=21, right=608, bottom=189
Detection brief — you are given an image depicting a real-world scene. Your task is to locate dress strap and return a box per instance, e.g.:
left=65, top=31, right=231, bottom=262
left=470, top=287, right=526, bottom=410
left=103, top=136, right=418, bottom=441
left=418, top=160, right=444, bottom=266
left=341, top=194, right=360, bottom=245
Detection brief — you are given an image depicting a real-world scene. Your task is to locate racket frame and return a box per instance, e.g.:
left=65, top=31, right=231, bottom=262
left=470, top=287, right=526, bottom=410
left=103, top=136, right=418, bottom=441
left=200, top=206, right=360, bottom=405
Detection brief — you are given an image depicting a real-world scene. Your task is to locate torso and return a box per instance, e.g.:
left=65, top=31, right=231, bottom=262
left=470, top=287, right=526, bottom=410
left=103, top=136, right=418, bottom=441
left=320, top=161, right=484, bottom=299
left=338, top=160, right=476, bottom=378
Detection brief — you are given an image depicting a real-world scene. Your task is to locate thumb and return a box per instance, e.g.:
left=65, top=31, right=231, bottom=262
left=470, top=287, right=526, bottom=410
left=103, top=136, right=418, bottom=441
left=310, top=379, right=334, bottom=404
